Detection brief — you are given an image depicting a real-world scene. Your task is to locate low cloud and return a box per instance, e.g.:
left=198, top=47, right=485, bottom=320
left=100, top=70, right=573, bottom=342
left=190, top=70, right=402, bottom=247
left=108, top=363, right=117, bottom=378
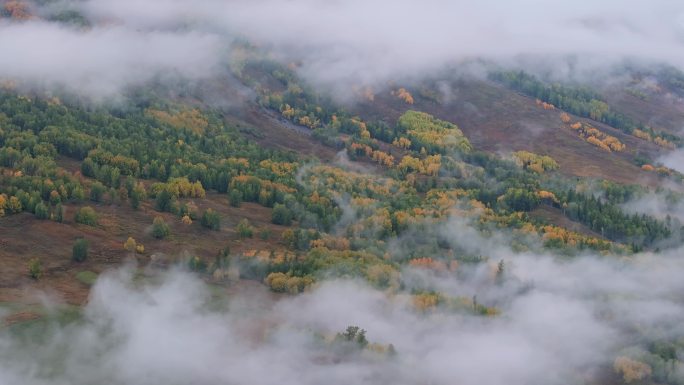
left=2, top=0, right=684, bottom=97
left=4, top=238, right=684, bottom=385
left=3, top=2, right=684, bottom=383
left=658, top=149, right=684, bottom=175
left=0, top=19, right=222, bottom=98
left=622, top=190, right=684, bottom=221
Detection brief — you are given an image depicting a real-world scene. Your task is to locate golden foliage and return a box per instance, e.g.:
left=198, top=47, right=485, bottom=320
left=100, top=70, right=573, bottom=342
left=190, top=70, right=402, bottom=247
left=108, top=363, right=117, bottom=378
left=360, top=129, right=371, bottom=139
left=563, top=122, right=625, bottom=152
left=371, top=150, right=395, bottom=167
left=310, top=235, right=351, bottom=251
left=3, top=1, right=31, bottom=20
left=559, top=112, right=571, bottom=123
left=398, top=154, right=441, bottom=176
left=0, top=193, right=6, bottom=217
left=353, top=86, right=375, bottom=101
left=513, top=151, right=559, bottom=173
left=123, top=237, right=137, bottom=253
left=280, top=104, right=295, bottom=119
left=350, top=142, right=372, bottom=157
left=633, top=128, right=674, bottom=149
left=146, top=108, right=209, bottom=135
left=224, top=157, right=250, bottom=169
left=654, top=136, right=675, bottom=149
left=540, top=225, right=613, bottom=251
left=47, top=97, right=61, bottom=106
left=298, top=115, right=320, bottom=129
left=408, top=257, right=447, bottom=272
left=392, top=88, right=414, bottom=104
left=278, top=103, right=320, bottom=128
left=602, top=135, right=626, bottom=152
left=348, top=142, right=395, bottom=167
left=7, top=196, right=21, bottom=214
left=632, top=128, right=651, bottom=141
left=535, top=99, right=555, bottom=110
left=398, top=155, right=423, bottom=174
left=424, top=155, right=442, bottom=176
left=154, top=177, right=206, bottom=199
left=304, top=165, right=412, bottom=213
left=656, top=166, right=672, bottom=176
left=366, top=264, right=400, bottom=289
left=231, top=174, right=295, bottom=194
left=393, top=137, right=412, bottom=149
left=398, top=110, right=471, bottom=153
left=348, top=118, right=372, bottom=139
left=413, top=293, right=441, bottom=311
left=586, top=136, right=611, bottom=152
left=264, top=272, right=314, bottom=294
left=613, top=357, right=652, bottom=383
left=537, top=190, right=559, bottom=203
left=259, top=160, right=298, bottom=176
left=425, top=189, right=467, bottom=207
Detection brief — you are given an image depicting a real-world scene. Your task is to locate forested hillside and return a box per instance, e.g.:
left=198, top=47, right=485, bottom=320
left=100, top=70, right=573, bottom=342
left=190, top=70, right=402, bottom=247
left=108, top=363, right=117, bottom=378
left=3, top=1, right=684, bottom=385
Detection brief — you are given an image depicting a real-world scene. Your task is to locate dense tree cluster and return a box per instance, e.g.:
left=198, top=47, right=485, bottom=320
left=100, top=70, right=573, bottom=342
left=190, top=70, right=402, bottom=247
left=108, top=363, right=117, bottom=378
left=563, top=121, right=626, bottom=153
left=0, top=52, right=678, bottom=326
left=512, top=151, right=559, bottom=173
left=72, top=238, right=88, bottom=262
left=492, top=71, right=680, bottom=146
left=0, top=90, right=347, bottom=233
left=557, top=189, right=671, bottom=247
left=397, top=110, right=472, bottom=154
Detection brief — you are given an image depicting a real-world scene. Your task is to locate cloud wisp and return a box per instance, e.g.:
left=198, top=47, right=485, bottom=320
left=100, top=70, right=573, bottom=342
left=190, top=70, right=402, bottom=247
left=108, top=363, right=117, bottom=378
left=3, top=237, right=684, bottom=385
left=2, top=0, right=684, bottom=97
left=0, top=19, right=222, bottom=99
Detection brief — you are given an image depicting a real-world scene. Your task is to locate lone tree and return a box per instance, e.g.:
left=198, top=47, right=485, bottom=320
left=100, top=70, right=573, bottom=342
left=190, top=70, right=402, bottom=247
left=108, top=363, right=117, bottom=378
left=27, top=258, right=43, bottom=280
left=34, top=202, right=49, bottom=220
left=236, top=219, right=253, bottom=238
left=74, top=206, right=98, bottom=226
left=271, top=203, right=293, bottom=226
left=337, top=326, right=369, bottom=348
left=124, top=237, right=137, bottom=255
left=152, top=216, right=170, bottom=239
left=201, top=209, right=221, bottom=231
left=130, top=183, right=146, bottom=210
left=89, top=181, right=106, bottom=202
left=72, top=238, right=89, bottom=262
left=495, top=259, right=505, bottom=285
left=228, top=189, right=243, bottom=207
left=155, top=189, right=173, bottom=212
left=54, top=203, right=65, bottom=223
